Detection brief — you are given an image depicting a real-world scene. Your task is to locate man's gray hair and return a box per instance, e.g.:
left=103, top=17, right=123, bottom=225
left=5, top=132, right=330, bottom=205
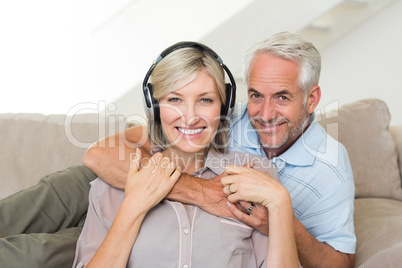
left=242, top=32, right=321, bottom=94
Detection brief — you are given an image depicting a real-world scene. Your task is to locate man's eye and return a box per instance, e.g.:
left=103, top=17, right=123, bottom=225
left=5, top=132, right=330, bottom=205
left=278, top=96, right=288, bottom=101
left=250, top=94, right=260, bottom=99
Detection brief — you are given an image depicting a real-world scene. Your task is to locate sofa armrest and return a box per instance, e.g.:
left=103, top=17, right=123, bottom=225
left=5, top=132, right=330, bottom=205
left=390, top=125, right=402, bottom=182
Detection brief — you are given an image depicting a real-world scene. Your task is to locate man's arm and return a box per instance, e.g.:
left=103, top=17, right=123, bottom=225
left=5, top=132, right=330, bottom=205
left=83, top=125, right=149, bottom=189
left=294, top=219, right=354, bottom=268
left=83, top=125, right=233, bottom=218
left=228, top=199, right=354, bottom=268
left=226, top=176, right=355, bottom=268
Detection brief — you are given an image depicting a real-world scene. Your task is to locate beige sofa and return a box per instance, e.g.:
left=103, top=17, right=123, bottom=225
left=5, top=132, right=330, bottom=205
left=0, top=113, right=126, bottom=199
left=1, top=99, right=402, bottom=267
left=319, top=99, right=402, bottom=267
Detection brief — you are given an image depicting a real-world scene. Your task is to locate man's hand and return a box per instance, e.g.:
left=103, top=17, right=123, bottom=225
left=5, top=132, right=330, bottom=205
left=193, top=161, right=261, bottom=219
left=227, top=201, right=269, bottom=235
left=167, top=172, right=233, bottom=218
left=199, top=174, right=233, bottom=218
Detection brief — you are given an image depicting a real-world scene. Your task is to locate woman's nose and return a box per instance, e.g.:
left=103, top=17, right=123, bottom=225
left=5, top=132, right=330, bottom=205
left=182, top=103, right=200, bottom=125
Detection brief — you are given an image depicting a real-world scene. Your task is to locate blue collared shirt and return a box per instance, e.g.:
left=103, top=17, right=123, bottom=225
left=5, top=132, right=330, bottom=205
left=228, top=104, right=356, bottom=254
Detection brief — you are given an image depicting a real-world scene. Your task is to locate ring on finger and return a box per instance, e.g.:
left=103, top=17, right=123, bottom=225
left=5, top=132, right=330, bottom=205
left=247, top=203, right=254, bottom=214
left=227, top=185, right=232, bottom=194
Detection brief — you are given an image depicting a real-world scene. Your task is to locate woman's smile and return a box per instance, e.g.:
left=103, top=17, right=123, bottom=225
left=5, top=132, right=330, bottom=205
left=176, top=127, right=206, bottom=136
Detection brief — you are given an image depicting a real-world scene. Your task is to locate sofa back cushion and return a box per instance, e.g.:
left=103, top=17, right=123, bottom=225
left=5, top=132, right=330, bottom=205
left=0, top=113, right=126, bottom=200
left=319, top=99, right=402, bottom=201
left=390, top=124, right=402, bottom=182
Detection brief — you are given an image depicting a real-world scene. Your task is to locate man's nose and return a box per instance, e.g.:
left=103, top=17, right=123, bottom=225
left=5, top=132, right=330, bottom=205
left=260, top=100, right=277, bottom=120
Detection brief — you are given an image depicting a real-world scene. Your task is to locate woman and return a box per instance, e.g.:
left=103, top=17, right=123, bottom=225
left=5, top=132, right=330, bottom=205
left=73, top=42, right=298, bottom=268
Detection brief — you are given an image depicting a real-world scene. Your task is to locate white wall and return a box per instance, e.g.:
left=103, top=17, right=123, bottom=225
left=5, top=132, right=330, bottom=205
left=113, top=0, right=402, bottom=126
left=109, top=0, right=345, bottom=119
left=2, top=0, right=401, bottom=127
left=318, top=0, right=402, bottom=125
left=0, top=0, right=254, bottom=116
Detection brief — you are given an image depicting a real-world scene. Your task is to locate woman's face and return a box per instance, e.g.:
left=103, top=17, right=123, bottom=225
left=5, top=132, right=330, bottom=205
left=158, top=68, right=222, bottom=154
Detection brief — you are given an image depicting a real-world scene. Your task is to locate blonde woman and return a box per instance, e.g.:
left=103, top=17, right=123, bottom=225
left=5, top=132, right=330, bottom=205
left=73, top=42, right=298, bottom=268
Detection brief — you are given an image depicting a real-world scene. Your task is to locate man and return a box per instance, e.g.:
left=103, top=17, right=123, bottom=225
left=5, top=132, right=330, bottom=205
left=85, top=32, right=355, bottom=267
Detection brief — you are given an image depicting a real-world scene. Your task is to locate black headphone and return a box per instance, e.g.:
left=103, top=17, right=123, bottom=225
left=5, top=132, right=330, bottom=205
left=142, top=41, right=236, bottom=122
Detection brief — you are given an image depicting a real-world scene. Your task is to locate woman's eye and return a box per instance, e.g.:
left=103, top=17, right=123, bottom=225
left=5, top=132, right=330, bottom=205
left=200, top=98, right=213, bottom=103
left=168, top=97, right=180, bottom=103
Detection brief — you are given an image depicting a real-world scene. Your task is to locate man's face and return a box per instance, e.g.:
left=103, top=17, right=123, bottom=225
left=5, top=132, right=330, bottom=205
left=247, top=53, right=311, bottom=154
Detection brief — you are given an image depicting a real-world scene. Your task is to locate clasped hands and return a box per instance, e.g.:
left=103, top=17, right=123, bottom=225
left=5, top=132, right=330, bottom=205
left=220, top=164, right=280, bottom=235
left=126, top=150, right=275, bottom=235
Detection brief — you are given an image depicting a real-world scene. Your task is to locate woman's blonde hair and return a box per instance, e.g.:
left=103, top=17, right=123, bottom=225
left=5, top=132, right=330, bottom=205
left=147, top=46, right=229, bottom=153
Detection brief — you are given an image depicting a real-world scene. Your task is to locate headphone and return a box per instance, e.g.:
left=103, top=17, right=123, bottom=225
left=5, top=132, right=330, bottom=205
left=142, top=41, right=236, bottom=122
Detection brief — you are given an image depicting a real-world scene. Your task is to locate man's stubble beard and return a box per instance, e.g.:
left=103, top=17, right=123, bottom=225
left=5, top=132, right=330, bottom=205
left=252, top=108, right=310, bottom=150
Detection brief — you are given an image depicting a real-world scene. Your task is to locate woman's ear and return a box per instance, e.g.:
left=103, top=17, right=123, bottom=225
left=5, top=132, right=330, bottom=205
left=306, top=85, right=321, bottom=114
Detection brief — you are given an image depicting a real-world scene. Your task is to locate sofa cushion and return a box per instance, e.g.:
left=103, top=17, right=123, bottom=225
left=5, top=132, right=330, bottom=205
left=0, top=113, right=125, bottom=200
left=390, top=124, right=402, bottom=185
left=319, top=99, right=402, bottom=201
left=353, top=198, right=402, bottom=267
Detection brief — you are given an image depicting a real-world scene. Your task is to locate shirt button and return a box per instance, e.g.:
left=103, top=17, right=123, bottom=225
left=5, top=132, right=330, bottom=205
left=183, top=265, right=188, bottom=268
left=184, top=229, right=189, bottom=234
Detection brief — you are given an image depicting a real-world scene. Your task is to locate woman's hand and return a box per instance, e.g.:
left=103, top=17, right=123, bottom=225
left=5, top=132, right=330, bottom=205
left=222, top=165, right=299, bottom=267
left=125, top=149, right=181, bottom=214
left=221, top=165, right=289, bottom=210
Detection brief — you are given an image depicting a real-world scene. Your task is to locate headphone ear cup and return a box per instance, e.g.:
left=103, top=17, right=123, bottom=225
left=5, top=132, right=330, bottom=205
left=147, top=83, right=160, bottom=123
left=143, top=83, right=154, bottom=121
left=220, top=83, right=235, bottom=120
left=153, top=98, right=160, bottom=123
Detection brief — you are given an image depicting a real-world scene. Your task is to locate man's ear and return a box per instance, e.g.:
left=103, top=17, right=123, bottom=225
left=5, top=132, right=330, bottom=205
left=306, top=85, right=321, bottom=114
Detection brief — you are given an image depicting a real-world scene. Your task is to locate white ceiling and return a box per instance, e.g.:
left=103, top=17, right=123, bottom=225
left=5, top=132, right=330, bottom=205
left=0, top=0, right=395, bottom=116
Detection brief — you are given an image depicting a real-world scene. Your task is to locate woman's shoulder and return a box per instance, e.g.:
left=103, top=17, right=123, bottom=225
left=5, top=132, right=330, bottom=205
left=90, top=178, right=125, bottom=204
left=88, top=178, right=125, bottom=223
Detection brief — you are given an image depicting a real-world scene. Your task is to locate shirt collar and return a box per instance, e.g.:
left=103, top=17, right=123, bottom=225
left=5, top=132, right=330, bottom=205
left=201, top=149, right=228, bottom=176
left=229, top=105, right=265, bottom=156
left=151, top=147, right=224, bottom=177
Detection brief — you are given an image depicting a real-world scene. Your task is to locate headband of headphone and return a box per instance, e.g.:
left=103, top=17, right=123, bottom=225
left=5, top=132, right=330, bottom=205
left=142, top=41, right=236, bottom=122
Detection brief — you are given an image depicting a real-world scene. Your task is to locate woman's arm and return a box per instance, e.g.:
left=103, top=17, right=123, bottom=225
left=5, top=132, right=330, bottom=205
left=221, top=165, right=299, bottom=268
left=87, top=198, right=146, bottom=268
left=86, top=151, right=181, bottom=268
left=83, top=125, right=233, bottom=218
left=222, top=165, right=355, bottom=268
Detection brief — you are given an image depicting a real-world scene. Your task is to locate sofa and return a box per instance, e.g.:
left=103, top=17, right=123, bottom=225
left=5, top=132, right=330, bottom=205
left=318, top=99, right=402, bottom=267
left=1, top=98, right=402, bottom=267
left=0, top=112, right=127, bottom=200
